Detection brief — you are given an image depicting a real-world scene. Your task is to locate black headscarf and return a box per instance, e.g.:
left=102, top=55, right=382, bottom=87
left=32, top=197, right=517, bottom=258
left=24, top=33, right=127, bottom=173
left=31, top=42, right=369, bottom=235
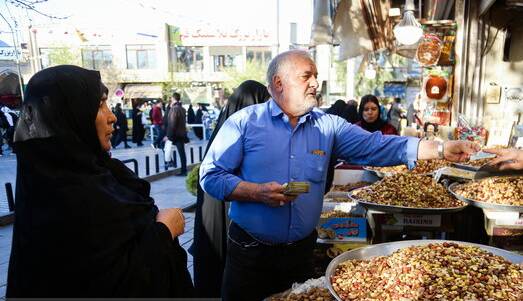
left=190, top=80, right=270, bottom=297
left=344, top=100, right=360, bottom=124
left=358, top=94, right=386, bottom=133
left=326, top=99, right=347, bottom=118
left=7, top=65, right=193, bottom=297
left=206, top=80, right=271, bottom=152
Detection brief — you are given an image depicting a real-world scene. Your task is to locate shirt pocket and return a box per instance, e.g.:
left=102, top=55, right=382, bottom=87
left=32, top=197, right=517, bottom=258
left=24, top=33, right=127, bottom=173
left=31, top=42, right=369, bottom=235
left=304, top=154, right=326, bottom=183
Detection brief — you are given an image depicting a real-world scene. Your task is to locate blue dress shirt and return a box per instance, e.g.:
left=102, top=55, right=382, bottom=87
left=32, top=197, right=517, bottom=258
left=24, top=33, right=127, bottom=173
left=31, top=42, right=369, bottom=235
left=200, top=99, right=419, bottom=243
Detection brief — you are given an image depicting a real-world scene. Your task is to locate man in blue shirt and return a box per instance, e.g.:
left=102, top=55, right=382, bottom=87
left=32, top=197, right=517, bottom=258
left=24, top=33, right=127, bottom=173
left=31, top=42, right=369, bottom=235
left=200, top=50, right=479, bottom=300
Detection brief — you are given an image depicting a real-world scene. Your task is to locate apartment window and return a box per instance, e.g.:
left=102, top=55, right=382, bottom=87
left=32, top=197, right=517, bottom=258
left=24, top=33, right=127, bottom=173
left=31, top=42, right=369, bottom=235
left=209, top=46, right=241, bottom=72
left=126, top=45, right=156, bottom=69
left=82, top=48, right=112, bottom=70
left=171, top=46, right=204, bottom=72
left=213, top=54, right=238, bottom=72
left=246, top=47, right=272, bottom=66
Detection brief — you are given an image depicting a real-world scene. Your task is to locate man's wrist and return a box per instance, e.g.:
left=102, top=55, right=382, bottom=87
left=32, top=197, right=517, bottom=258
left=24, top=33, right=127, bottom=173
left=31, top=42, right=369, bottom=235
left=438, top=141, right=445, bottom=159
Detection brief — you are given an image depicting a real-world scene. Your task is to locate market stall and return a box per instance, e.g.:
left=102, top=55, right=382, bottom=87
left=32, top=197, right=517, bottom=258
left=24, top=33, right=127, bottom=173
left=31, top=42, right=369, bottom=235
left=268, top=164, right=523, bottom=300
left=263, top=0, right=523, bottom=299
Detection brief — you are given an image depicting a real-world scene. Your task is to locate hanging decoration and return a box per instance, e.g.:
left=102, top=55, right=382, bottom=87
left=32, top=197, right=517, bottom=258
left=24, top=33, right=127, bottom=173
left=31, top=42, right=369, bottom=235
left=416, top=34, right=442, bottom=66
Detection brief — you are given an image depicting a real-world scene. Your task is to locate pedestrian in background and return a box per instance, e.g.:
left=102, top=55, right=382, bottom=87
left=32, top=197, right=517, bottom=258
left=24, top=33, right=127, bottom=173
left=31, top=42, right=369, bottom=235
left=187, top=104, right=196, bottom=124
left=345, top=99, right=360, bottom=124
left=112, top=103, right=131, bottom=149
left=1, top=106, right=17, bottom=154
left=151, top=100, right=164, bottom=149
left=165, top=93, right=188, bottom=175
left=191, top=79, right=270, bottom=297
left=355, top=94, right=398, bottom=135
left=132, top=101, right=145, bottom=146
left=389, top=97, right=405, bottom=132
left=326, top=99, right=348, bottom=119
left=193, top=104, right=206, bottom=140
left=7, top=65, right=193, bottom=298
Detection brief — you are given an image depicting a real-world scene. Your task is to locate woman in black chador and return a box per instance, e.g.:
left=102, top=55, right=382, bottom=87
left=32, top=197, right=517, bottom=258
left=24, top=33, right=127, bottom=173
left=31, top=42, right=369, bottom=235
left=131, top=102, right=145, bottom=146
left=190, top=80, right=270, bottom=297
left=7, top=65, right=194, bottom=298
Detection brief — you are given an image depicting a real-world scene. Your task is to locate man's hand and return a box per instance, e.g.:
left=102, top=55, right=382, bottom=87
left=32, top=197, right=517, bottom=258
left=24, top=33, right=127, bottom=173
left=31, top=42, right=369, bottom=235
left=227, top=181, right=297, bottom=207
left=484, top=148, right=523, bottom=170
left=444, top=140, right=481, bottom=162
left=156, top=208, right=185, bottom=239
left=255, top=182, right=297, bottom=207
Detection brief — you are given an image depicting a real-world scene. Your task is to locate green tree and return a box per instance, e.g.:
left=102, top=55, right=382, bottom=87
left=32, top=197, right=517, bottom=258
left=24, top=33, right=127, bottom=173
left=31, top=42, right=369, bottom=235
left=46, top=46, right=81, bottom=66
left=222, top=60, right=267, bottom=92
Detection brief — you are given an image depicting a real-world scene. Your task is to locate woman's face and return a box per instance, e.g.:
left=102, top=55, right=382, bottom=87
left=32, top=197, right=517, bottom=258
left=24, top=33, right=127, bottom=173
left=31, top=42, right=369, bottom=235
left=363, top=102, right=379, bottom=123
left=95, top=93, right=117, bottom=151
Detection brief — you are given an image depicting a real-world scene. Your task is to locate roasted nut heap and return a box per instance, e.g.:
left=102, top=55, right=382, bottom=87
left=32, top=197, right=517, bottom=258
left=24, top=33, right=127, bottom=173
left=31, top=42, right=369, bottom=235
left=455, top=177, right=523, bottom=206
left=369, top=159, right=452, bottom=175
left=331, top=242, right=523, bottom=300
left=352, top=173, right=464, bottom=208
left=321, top=210, right=353, bottom=218
left=270, top=287, right=334, bottom=301
left=331, top=181, right=372, bottom=192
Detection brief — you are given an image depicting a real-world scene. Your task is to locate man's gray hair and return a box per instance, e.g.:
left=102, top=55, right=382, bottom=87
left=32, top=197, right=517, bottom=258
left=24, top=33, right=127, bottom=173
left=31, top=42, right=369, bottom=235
left=266, top=50, right=312, bottom=91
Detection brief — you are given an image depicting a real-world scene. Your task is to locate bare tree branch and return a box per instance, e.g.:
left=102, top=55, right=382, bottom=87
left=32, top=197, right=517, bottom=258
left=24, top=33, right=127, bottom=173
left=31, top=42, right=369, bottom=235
left=7, top=0, right=69, bottom=20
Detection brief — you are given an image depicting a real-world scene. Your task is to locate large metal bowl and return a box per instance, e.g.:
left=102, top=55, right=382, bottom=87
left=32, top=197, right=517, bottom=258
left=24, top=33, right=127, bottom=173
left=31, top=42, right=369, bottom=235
left=325, top=240, right=523, bottom=301
left=348, top=188, right=469, bottom=214
left=448, top=182, right=523, bottom=212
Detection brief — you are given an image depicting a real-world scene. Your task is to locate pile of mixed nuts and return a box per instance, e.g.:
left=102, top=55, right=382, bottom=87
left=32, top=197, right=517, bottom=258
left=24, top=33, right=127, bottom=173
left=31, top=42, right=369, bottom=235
left=352, top=173, right=464, bottom=209
left=454, top=177, right=523, bottom=206
left=331, top=242, right=523, bottom=300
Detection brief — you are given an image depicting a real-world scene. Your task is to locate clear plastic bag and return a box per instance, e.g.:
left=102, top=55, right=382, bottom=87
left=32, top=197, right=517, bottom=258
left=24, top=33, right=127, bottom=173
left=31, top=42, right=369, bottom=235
left=416, top=34, right=442, bottom=66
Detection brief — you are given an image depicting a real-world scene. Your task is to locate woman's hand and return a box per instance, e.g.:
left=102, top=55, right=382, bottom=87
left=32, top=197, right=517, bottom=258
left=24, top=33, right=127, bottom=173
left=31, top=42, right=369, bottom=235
left=156, top=208, right=185, bottom=239
left=484, top=148, right=523, bottom=170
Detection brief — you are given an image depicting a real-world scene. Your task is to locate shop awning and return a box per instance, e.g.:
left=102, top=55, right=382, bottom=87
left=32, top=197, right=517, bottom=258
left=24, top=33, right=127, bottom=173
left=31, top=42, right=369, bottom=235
left=311, top=0, right=393, bottom=60
left=123, top=84, right=163, bottom=99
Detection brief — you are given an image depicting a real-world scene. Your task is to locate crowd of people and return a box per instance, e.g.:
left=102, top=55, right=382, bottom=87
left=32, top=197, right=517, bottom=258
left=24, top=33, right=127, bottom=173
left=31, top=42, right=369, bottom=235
left=5, top=51, right=523, bottom=300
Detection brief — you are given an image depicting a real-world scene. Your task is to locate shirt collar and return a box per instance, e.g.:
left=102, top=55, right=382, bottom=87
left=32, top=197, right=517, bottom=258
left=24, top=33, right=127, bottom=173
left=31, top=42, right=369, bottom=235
left=269, top=98, right=284, bottom=118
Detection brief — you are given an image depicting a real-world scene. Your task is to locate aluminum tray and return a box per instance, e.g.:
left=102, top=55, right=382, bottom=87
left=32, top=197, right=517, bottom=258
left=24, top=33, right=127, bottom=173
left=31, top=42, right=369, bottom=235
left=448, top=182, right=523, bottom=212
left=362, top=166, right=390, bottom=178
left=325, top=239, right=523, bottom=301
left=363, top=166, right=433, bottom=178
left=348, top=188, right=469, bottom=214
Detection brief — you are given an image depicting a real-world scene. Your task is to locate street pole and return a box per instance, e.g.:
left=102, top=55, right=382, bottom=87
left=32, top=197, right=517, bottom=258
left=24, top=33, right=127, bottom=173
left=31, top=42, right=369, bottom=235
left=12, top=26, right=25, bottom=100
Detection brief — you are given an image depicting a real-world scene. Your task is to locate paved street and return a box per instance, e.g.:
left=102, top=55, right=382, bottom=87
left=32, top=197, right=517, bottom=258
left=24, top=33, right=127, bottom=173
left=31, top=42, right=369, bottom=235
left=0, top=137, right=207, bottom=298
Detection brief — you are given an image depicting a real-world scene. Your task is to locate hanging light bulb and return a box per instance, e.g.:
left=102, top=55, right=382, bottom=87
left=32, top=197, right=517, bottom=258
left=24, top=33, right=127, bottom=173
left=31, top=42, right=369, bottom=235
left=393, top=0, right=423, bottom=45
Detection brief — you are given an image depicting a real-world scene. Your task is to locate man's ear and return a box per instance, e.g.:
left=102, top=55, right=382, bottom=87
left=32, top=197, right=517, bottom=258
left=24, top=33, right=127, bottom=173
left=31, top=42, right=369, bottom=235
left=273, top=75, right=283, bottom=92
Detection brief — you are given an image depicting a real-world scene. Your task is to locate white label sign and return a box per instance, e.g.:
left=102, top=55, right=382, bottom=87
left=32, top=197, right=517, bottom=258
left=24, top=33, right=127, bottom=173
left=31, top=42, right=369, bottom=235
left=393, top=214, right=442, bottom=227
left=0, top=47, right=21, bottom=60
